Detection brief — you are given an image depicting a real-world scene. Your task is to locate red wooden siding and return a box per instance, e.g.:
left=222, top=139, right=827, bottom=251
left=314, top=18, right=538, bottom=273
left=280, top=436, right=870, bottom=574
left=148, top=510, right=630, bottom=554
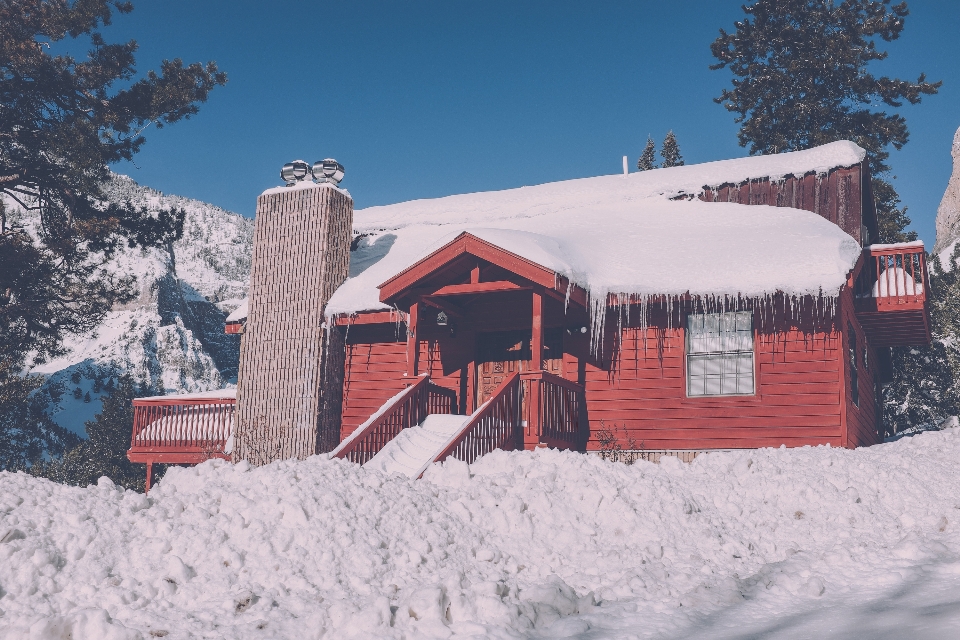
left=340, top=322, right=467, bottom=441
left=576, top=308, right=846, bottom=451
left=341, top=304, right=863, bottom=453
left=341, top=324, right=409, bottom=441
left=838, top=287, right=882, bottom=448
left=699, top=165, right=873, bottom=244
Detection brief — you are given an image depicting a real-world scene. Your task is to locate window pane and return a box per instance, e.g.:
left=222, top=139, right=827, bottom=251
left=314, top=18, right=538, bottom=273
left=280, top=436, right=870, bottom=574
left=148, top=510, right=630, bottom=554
left=737, top=371, right=755, bottom=395
left=703, top=355, right=722, bottom=375
left=687, top=356, right=706, bottom=377
left=721, top=353, right=739, bottom=374
left=688, top=374, right=703, bottom=396
left=720, top=374, right=739, bottom=395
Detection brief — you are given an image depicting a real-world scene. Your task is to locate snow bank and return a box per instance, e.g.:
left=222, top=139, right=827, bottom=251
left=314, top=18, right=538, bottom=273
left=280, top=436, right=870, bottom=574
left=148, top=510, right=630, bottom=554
left=3, top=427, right=960, bottom=639
left=328, top=199, right=861, bottom=317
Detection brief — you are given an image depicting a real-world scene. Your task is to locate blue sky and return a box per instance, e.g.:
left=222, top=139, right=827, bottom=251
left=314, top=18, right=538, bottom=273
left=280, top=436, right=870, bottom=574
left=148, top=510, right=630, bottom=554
left=107, top=1, right=959, bottom=245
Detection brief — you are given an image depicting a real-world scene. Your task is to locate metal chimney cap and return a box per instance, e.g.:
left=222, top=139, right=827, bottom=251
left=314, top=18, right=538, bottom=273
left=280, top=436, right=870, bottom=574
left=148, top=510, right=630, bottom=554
left=281, top=160, right=310, bottom=186
left=312, top=158, right=344, bottom=185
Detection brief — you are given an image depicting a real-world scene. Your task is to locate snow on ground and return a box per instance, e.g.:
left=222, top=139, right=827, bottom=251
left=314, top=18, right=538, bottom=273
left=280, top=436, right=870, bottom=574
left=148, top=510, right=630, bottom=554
left=3, top=430, right=960, bottom=640
left=365, top=414, right=470, bottom=478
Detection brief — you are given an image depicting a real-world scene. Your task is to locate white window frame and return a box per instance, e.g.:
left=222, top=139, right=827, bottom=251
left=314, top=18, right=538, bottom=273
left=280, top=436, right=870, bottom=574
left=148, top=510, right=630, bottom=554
left=685, top=311, right=756, bottom=397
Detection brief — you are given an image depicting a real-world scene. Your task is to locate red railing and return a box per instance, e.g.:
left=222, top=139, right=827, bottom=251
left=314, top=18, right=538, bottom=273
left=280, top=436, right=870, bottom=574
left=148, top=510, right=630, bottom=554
left=432, top=371, right=523, bottom=466
left=129, top=397, right=235, bottom=462
left=523, top=370, right=584, bottom=449
left=853, top=242, right=928, bottom=309
left=331, top=375, right=457, bottom=465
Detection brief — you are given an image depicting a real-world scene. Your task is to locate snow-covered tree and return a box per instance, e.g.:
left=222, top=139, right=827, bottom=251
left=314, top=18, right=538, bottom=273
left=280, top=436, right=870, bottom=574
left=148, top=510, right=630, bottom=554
left=637, top=137, right=658, bottom=171
left=883, top=245, right=960, bottom=434
left=710, top=0, right=939, bottom=243
left=0, top=1, right=226, bottom=373
left=1, top=0, right=226, bottom=463
left=0, top=375, right=77, bottom=471
left=660, top=131, right=684, bottom=168
left=31, top=376, right=159, bottom=491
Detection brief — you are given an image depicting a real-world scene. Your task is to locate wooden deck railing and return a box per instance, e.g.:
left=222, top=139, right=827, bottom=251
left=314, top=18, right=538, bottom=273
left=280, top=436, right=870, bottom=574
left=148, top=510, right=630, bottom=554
left=331, top=375, right=457, bottom=465
left=432, top=371, right=523, bottom=466
left=851, top=242, right=931, bottom=346
left=853, top=242, right=928, bottom=309
left=127, top=394, right=236, bottom=492
left=523, top=370, right=584, bottom=449
left=129, top=397, right=235, bottom=462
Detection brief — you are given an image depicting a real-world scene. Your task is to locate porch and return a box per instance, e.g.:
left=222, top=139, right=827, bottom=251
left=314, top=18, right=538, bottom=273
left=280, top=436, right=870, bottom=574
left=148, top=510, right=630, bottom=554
left=852, top=241, right=931, bottom=346
left=337, top=232, right=591, bottom=460
left=127, top=389, right=235, bottom=491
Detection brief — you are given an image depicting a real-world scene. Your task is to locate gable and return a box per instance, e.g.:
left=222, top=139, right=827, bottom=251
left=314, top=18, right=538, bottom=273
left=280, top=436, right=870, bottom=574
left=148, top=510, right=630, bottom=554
left=378, top=232, right=588, bottom=310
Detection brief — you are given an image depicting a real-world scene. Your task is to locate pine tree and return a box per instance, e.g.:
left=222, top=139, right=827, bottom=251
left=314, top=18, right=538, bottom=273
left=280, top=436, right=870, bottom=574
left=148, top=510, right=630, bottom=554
left=637, top=137, right=658, bottom=171
left=882, top=244, right=960, bottom=434
left=0, top=1, right=226, bottom=376
left=31, top=376, right=157, bottom=491
left=0, top=370, right=78, bottom=470
left=710, top=0, right=939, bottom=243
left=1, top=1, right=226, bottom=461
left=660, top=130, right=684, bottom=168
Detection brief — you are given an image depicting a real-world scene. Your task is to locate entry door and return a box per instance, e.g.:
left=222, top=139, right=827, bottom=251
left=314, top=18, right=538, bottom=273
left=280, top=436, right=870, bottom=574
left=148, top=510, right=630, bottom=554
left=475, top=329, right=563, bottom=407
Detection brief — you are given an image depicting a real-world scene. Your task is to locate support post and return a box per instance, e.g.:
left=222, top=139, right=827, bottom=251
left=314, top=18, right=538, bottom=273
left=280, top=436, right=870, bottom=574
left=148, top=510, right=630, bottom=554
left=527, top=290, right=544, bottom=449
left=532, top=290, right=543, bottom=368
left=145, top=462, right=153, bottom=494
left=407, top=302, right=420, bottom=378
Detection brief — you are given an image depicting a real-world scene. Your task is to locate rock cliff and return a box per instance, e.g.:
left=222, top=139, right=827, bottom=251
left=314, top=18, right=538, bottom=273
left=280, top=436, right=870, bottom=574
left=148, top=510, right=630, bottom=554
left=10, top=174, right=254, bottom=436
left=933, top=126, right=960, bottom=257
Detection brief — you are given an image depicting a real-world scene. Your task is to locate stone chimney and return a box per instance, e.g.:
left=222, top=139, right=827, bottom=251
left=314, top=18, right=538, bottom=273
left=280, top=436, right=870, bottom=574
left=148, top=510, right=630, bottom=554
left=933, top=127, right=960, bottom=256
left=234, top=163, right=352, bottom=465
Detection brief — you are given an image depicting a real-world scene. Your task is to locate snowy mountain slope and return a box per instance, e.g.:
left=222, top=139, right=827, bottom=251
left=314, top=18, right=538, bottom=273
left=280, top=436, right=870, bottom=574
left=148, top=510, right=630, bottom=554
left=1, top=429, right=959, bottom=639
left=9, top=174, right=254, bottom=436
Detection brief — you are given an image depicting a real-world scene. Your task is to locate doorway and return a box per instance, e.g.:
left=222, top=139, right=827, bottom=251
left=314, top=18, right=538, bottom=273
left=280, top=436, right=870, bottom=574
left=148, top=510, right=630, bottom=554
left=475, top=329, right=563, bottom=407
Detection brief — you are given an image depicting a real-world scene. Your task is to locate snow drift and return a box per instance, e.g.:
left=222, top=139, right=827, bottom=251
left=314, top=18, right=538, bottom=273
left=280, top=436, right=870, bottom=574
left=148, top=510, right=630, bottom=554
left=3, top=427, right=960, bottom=639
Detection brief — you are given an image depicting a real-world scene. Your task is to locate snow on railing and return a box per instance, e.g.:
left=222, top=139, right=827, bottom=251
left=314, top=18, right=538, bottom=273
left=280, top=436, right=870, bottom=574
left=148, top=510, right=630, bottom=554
left=331, top=375, right=457, bottom=465
left=854, top=243, right=928, bottom=307
left=130, top=394, right=235, bottom=457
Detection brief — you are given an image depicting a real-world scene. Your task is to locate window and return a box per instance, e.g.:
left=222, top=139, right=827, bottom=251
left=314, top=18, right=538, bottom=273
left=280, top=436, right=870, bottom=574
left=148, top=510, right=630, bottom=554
left=686, top=311, right=755, bottom=396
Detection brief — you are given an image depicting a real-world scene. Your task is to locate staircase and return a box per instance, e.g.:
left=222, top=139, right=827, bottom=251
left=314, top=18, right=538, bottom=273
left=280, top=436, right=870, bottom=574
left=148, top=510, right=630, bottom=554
left=364, top=414, right=470, bottom=477
left=331, top=371, right=586, bottom=478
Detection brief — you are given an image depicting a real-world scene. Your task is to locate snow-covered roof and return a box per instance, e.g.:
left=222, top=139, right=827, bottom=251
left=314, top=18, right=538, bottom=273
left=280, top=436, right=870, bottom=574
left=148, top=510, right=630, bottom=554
left=327, top=142, right=865, bottom=317
left=351, top=141, right=865, bottom=232
left=225, top=299, right=248, bottom=323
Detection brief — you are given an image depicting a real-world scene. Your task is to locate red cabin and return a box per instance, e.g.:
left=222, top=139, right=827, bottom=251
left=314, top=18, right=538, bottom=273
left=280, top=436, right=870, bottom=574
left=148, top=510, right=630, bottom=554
left=326, top=141, right=929, bottom=469
left=129, top=141, right=932, bottom=482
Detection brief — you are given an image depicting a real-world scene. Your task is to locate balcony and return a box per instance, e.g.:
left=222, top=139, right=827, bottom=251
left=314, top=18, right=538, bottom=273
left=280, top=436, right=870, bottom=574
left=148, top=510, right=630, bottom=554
left=127, top=389, right=236, bottom=490
left=853, top=242, right=931, bottom=347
